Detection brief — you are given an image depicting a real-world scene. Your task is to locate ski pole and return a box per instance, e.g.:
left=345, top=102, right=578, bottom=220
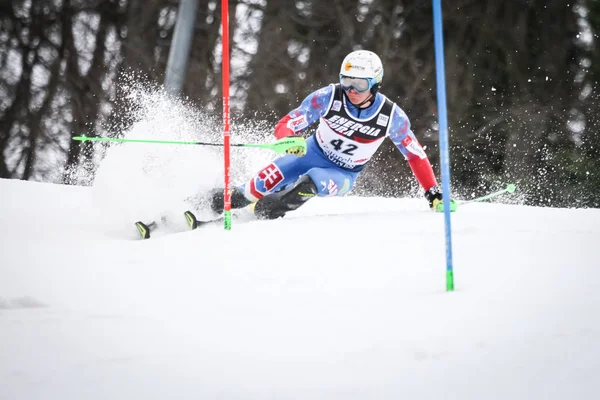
left=457, top=183, right=516, bottom=205
left=435, top=184, right=516, bottom=212
left=72, top=135, right=306, bottom=155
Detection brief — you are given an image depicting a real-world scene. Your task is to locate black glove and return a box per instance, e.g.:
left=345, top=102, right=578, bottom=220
left=424, top=186, right=443, bottom=210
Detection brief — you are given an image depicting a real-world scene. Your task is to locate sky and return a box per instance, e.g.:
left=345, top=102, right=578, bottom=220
left=2, top=155, right=600, bottom=399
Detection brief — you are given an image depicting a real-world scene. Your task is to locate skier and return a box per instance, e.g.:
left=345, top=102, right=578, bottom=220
left=212, top=49, right=446, bottom=220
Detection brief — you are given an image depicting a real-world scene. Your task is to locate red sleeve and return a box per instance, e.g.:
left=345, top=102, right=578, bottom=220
left=408, top=157, right=438, bottom=191
left=274, top=115, right=294, bottom=139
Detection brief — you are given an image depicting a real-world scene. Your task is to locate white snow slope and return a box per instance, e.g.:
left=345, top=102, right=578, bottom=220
left=1, top=175, right=600, bottom=400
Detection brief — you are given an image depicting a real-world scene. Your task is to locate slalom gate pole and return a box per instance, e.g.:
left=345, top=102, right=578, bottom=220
left=221, top=0, right=232, bottom=230
left=433, top=0, right=455, bottom=292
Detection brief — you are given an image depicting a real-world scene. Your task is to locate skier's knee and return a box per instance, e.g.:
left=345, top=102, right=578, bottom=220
left=295, top=174, right=318, bottom=196
left=254, top=174, right=317, bottom=220
left=305, top=169, right=333, bottom=197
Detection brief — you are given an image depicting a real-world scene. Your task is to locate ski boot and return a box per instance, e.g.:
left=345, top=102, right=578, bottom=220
left=209, top=187, right=252, bottom=214
left=254, top=175, right=317, bottom=220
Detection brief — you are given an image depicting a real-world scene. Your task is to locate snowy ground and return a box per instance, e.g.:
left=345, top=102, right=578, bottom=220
left=1, top=175, right=599, bottom=400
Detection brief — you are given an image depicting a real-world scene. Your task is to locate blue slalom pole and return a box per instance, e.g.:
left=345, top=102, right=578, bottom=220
left=432, top=0, right=454, bottom=291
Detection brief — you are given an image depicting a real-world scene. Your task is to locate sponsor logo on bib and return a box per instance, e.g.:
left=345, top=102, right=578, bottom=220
left=376, top=114, right=389, bottom=126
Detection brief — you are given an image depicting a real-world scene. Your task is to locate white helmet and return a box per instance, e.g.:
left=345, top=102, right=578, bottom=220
left=339, top=50, right=384, bottom=94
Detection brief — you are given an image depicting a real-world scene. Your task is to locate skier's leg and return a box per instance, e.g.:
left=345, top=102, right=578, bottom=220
left=253, top=167, right=359, bottom=219
left=209, top=153, right=313, bottom=214
left=240, top=135, right=341, bottom=204
left=253, top=174, right=318, bottom=219
left=304, top=167, right=359, bottom=197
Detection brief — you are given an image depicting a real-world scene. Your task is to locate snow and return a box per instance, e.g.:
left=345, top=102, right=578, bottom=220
left=1, top=174, right=600, bottom=400
left=2, top=83, right=600, bottom=398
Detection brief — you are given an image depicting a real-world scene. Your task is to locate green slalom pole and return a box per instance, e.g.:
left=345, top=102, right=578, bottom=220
left=458, top=183, right=516, bottom=205
left=72, top=135, right=306, bottom=155
left=435, top=184, right=517, bottom=212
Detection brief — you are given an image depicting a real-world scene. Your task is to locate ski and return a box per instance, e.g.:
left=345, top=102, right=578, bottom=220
left=183, top=210, right=198, bottom=229
left=135, top=221, right=156, bottom=239
left=184, top=210, right=227, bottom=229
left=135, top=211, right=222, bottom=240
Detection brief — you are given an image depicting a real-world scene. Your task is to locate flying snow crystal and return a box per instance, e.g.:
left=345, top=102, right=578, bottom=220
left=87, top=73, right=276, bottom=232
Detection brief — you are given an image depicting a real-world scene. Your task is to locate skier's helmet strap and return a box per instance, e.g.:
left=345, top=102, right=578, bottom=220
left=339, top=50, right=384, bottom=95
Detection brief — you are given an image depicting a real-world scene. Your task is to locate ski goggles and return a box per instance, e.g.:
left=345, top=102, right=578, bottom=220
left=340, top=76, right=374, bottom=93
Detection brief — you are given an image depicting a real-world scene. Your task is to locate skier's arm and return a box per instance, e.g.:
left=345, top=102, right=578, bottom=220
left=388, top=105, right=438, bottom=191
left=274, top=85, right=335, bottom=139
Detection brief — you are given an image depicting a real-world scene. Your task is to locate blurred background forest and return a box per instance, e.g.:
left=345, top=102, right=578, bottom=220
left=1, top=0, right=599, bottom=207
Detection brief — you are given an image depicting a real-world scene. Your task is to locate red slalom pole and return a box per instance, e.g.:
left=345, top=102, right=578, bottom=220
left=221, top=0, right=231, bottom=230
